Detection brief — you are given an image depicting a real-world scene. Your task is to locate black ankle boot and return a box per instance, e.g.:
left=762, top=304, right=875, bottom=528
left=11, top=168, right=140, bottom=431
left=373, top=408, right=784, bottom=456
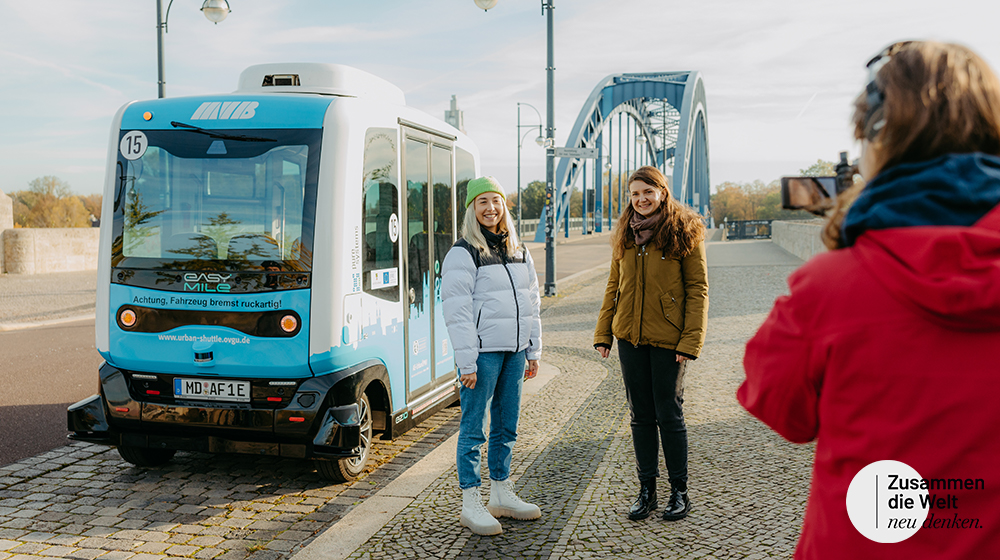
left=628, top=479, right=658, bottom=520
left=661, top=487, right=691, bottom=521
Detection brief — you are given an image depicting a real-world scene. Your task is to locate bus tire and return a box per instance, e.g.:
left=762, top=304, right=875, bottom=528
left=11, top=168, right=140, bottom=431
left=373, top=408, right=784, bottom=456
left=117, top=445, right=176, bottom=467
left=316, top=393, right=373, bottom=482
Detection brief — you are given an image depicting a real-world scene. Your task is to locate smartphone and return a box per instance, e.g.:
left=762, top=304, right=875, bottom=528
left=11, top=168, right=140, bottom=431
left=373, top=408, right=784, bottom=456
left=780, top=176, right=837, bottom=212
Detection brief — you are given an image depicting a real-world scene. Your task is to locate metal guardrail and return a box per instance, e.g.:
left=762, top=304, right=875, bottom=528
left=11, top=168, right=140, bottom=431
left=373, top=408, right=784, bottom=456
left=724, top=219, right=772, bottom=240
left=515, top=218, right=587, bottom=238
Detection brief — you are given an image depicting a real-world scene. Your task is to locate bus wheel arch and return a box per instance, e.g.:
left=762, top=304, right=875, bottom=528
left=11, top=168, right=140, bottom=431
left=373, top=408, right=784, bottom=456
left=316, top=391, right=372, bottom=483
left=364, top=380, right=391, bottom=440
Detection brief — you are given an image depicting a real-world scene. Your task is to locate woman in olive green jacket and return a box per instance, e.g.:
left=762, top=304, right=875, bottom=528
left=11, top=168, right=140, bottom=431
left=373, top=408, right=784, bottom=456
left=594, top=166, right=708, bottom=522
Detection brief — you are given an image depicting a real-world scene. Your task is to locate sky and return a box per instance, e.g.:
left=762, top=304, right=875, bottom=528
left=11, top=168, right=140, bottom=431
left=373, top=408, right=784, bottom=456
left=1, top=0, right=999, bottom=198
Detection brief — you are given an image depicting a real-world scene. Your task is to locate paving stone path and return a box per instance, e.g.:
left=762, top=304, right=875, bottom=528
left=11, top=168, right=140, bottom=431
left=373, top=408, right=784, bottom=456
left=0, top=406, right=461, bottom=560
left=0, top=242, right=817, bottom=559
left=344, top=260, right=816, bottom=559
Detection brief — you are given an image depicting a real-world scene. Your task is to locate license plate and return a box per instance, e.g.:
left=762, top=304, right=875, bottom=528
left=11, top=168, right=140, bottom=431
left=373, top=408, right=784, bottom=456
left=173, top=378, right=250, bottom=402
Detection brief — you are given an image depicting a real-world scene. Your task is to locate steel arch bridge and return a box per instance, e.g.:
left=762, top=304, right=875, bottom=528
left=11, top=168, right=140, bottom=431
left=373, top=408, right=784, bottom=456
left=534, top=71, right=710, bottom=241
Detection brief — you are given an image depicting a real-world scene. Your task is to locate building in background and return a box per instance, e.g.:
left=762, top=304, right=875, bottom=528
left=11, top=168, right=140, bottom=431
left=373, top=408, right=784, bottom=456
left=444, top=95, right=465, bottom=134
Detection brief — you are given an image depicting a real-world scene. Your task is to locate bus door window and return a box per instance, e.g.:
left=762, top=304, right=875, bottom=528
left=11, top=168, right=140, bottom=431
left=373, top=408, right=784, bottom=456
left=431, top=144, right=454, bottom=383
left=455, top=148, right=476, bottom=235
left=404, top=135, right=432, bottom=396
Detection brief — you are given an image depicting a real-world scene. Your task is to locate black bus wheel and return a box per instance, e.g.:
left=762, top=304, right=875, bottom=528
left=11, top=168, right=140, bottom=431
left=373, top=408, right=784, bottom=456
left=316, top=393, right=373, bottom=482
left=117, top=445, right=176, bottom=467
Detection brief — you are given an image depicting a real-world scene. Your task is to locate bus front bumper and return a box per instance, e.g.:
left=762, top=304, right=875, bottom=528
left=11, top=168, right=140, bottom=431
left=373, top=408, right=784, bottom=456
left=67, top=363, right=362, bottom=460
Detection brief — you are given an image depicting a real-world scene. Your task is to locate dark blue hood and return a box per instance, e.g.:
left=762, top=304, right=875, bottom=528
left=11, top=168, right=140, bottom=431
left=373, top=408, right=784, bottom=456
left=841, top=153, right=1000, bottom=247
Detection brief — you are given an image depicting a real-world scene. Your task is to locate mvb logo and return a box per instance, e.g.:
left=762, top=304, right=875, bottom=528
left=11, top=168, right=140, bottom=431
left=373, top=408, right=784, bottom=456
left=191, top=101, right=259, bottom=120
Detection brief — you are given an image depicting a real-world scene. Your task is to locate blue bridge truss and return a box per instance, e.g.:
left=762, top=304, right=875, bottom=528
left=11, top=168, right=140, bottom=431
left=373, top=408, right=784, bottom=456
left=535, top=71, right=710, bottom=240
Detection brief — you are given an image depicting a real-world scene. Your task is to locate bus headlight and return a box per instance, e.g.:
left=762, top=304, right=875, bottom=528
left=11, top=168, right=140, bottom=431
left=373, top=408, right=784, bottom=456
left=279, top=314, right=298, bottom=333
left=120, top=308, right=137, bottom=328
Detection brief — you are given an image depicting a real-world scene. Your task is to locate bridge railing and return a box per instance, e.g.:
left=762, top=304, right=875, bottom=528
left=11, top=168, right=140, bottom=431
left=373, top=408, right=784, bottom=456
left=725, top=219, right=772, bottom=240
left=516, top=218, right=588, bottom=239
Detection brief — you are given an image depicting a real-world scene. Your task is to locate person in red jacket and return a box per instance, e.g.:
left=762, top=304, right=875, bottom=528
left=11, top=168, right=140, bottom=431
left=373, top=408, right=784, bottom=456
left=739, top=40, right=1000, bottom=559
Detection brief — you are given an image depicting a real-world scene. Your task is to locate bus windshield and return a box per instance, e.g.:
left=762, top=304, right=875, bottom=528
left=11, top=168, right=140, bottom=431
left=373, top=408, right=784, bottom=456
left=111, top=128, right=321, bottom=273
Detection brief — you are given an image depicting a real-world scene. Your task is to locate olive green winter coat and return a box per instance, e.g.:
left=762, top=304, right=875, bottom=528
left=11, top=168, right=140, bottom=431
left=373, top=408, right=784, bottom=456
left=593, top=241, right=708, bottom=358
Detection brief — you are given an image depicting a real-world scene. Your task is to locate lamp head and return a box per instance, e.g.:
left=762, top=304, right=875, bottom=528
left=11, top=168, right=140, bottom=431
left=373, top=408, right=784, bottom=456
left=534, top=135, right=544, bottom=147
left=201, top=0, right=231, bottom=24
left=474, top=0, right=499, bottom=10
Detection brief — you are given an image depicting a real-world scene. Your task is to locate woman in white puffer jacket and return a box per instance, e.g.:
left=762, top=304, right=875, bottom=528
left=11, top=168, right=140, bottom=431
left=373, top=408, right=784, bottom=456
left=441, top=176, right=542, bottom=536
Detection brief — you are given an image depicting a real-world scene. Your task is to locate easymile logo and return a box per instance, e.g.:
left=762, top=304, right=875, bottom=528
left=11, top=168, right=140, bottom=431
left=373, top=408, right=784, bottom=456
left=183, top=272, right=232, bottom=293
left=183, top=273, right=231, bottom=283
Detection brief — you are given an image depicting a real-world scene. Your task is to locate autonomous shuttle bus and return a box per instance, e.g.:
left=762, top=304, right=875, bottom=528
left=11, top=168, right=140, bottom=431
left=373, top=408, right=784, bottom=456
left=67, top=63, right=478, bottom=481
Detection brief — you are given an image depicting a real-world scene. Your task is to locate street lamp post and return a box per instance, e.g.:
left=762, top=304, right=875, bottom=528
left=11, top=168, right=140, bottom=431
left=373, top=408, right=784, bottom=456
left=157, top=0, right=231, bottom=98
left=542, top=0, right=556, bottom=297
left=478, top=0, right=556, bottom=295
left=636, top=133, right=646, bottom=169
left=517, top=102, right=543, bottom=240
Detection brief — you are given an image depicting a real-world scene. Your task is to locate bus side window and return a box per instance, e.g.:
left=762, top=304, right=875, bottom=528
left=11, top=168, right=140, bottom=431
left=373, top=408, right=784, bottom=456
left=362, top=128, right=400, bottom=302
left=455, top=148, right=475, bottom=229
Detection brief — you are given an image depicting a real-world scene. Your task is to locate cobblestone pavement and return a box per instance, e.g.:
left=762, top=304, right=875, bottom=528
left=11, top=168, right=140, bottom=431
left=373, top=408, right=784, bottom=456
left=0, top=403, right=464, bottom=560
left=342, top=252, right=817, bottom=560
left=0, top=241, right=816, bottom=560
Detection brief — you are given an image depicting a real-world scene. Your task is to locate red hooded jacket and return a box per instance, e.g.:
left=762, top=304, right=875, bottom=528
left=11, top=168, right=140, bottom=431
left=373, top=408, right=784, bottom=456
left=739, top=206, right=1000, bottom=558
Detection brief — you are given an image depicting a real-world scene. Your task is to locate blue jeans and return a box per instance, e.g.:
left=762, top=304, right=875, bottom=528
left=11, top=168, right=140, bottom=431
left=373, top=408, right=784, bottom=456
left=456, top=350, right=526, bottom=490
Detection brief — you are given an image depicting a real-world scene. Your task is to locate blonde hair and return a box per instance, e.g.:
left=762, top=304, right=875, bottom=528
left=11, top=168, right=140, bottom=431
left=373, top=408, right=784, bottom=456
left=461, top=197, right=521, bottom=256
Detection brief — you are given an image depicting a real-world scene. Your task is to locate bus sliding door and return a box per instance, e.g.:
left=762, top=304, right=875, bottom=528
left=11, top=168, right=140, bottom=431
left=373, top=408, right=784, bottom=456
left=401, top=128, right=456, bottom=404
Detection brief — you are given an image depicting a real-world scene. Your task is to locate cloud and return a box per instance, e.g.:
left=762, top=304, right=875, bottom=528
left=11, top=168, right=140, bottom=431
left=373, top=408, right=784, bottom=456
left=0, top=50, right=125, bottom=99
left=2, top=0, right=1000, bottom=197
left=263, top=25, right=405, bottom=46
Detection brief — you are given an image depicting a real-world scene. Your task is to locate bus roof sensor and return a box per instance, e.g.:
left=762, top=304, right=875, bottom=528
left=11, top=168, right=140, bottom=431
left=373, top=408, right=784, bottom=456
left=263, top=74, right=300, bottom=87
left=237, top=63, right=406, bottom=105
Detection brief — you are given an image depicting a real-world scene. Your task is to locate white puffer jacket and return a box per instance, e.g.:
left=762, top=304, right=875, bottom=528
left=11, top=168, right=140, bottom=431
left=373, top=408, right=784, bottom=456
left=441, top=239, right=542, bottom=375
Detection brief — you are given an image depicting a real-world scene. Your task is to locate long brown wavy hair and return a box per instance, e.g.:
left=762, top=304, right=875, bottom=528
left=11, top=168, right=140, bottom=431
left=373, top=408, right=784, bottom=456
left=823, top=40, right=1000, bottom=249
left=610, top=166, right=706, bottom=260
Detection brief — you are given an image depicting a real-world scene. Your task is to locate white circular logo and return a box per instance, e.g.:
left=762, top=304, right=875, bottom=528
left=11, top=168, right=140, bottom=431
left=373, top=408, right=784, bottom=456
left=120, top=130, right=148, bottom=161
left=388, top=213, right=399, bottom=243
left=846, top=460, right=928, bottom=543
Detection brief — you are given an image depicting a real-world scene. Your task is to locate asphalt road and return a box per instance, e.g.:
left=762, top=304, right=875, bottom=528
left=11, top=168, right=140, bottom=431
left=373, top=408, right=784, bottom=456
left=0, top=232, right=617, bottom=468
left=524, top=231, right=613, bottom=287
left=0, top=318, right=104, bottom=466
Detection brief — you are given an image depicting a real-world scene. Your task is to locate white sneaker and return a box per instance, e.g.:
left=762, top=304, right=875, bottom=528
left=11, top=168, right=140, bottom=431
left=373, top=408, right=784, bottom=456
left=488, top=478, right=542, bottom=520
left=460, top=487, right=502, bottom=535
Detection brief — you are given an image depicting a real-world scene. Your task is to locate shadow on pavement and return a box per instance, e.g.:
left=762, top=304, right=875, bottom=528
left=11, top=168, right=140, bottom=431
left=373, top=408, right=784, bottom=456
left=0, top=402, right=76, bottom=467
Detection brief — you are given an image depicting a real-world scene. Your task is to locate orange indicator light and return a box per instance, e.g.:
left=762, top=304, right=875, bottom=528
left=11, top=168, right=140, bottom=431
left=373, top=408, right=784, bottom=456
left=143, top=111, right=153, bottom=121
left=115, top=407, right=129, bottom=413
left=289, top=416, right=305, bottom=422
left=280, top=315, right=298, bottom=333
left=120, top=309, right=137, bottom=327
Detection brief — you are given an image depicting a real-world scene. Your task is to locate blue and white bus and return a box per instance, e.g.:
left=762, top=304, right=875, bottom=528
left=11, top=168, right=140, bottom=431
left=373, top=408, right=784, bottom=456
left=67, top=63, right=478, bottom=481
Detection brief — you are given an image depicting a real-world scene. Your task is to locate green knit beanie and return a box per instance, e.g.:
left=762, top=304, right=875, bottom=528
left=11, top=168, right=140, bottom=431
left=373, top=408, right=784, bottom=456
left=465, top=176, right=506, bottom=208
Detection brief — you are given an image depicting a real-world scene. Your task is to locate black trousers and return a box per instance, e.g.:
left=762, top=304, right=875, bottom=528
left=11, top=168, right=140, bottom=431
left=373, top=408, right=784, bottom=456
left=618, top=343, right=688, bottom=491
